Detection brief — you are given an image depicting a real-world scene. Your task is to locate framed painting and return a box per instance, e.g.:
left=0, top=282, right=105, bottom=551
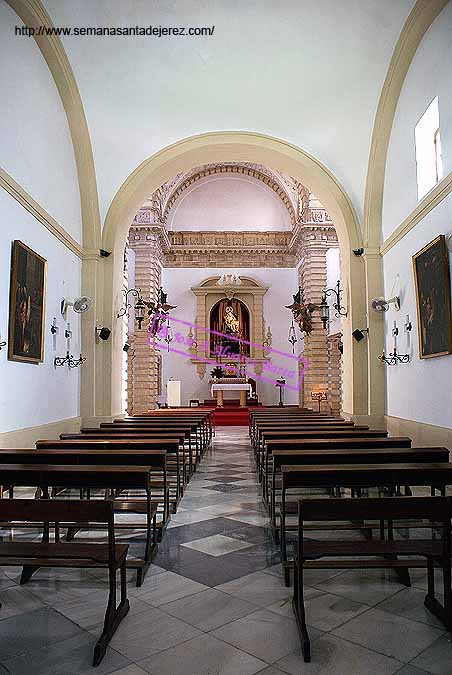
left=8, top=240, right=47, bottom=363
left=412, top=234, right=452, bottom=359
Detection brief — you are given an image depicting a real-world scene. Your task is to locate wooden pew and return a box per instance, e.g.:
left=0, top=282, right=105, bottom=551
left=0, top=498, right=130, bottom=666
left=293, top=496, right=452, bottom=663
left=0, top=463, right=159, bottom=585
left=117, top=413, right=212, bottom=449
left=261, top=434, right=409, bottom=498
left=280, top=461, right=452, bottom=586
left=105, top=420, right=205, bottom=465
left=61, top=431, right=189, bottom=494
left=36, top=438, right=177, bottom=517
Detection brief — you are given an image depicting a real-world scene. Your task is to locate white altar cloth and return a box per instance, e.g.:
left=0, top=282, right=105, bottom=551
left=211, top=383, right=252, bottom=396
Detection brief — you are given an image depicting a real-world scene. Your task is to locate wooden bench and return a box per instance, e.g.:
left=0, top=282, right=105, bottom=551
left=293, top=496, right=452, bottom=662
left=261, top=435, right=411, bottom=499
left=36, top=438, right=177, bottom=514
left=280, top=461, right=452, bottom=586
left=0, top=463, right=158, bottom=585
left=0, top=498, right=129, bottom=666
left=117, top=414, right=211, bottom=449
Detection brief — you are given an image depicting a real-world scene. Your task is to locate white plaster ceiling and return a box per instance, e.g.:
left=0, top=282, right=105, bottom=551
left=43, top=0, right=416, bottom=228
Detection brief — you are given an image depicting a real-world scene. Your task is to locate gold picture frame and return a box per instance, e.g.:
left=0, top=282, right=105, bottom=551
left=412, top=234, right=452, bottom=359
left=8, top=240, right=47, bottom=364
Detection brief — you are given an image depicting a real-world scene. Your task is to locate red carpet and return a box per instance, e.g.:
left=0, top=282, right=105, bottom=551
left=213, top=408, right=250, bottom=426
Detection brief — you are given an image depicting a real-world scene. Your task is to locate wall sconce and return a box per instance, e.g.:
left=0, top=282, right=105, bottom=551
left=54, top=352, right=86, bottom=368
left=319, top=280, right=347, bottom=329
left=311, top=390, right=328, bottom=412
left=118, top=287, right=176, bottom=332
left=50, top=318, right=59, bottom=335
left=379, top=320, right=409, bottom=365
left=404, top=315, right=412, bottom=332
left=379, top=350, right=410, bottom=366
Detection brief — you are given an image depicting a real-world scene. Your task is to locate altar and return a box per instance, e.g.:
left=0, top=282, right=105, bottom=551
left=211, top=382, right=252, bottom=407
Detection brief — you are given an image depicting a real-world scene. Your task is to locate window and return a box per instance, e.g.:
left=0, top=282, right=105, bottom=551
left=415, top=96, right=444, bottom=200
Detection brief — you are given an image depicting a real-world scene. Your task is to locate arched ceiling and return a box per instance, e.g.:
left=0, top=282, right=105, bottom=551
left=42, top=0, right=416, bottom=228
left=134, top=162, right=332, bottom=231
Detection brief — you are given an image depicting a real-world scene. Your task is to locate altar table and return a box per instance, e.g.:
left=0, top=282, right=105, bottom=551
left=211, top=383, right=252, bottom=407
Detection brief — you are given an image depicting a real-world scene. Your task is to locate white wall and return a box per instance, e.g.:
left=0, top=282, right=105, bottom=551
left=0, top=190, right=81, bottom=433
left=383, top=192, right=452, bottom=428
left=168, top=175, right=292, bottom=231
left=382, top=5, right=452, bottom=429
left=43, top=0, right=415, bottom=226
left=160, top=267, right=299, bottom=405
left=0, top=2, right=82, bottom=243
left=382, top=4, right=452, bottom=242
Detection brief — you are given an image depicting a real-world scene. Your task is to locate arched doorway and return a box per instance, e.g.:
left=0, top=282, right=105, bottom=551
left=91, top=132, right=372, bottom=423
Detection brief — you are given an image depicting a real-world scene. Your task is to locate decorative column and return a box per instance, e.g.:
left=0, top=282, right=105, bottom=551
left=327, top=333, right=342, bottom=414
left=297, top=227, right=337, bottom=411
left=128, top=226, right=164, bottom=413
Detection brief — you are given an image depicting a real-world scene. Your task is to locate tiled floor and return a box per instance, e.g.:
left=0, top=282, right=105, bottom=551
left=0, top=426, right=451, bottom=674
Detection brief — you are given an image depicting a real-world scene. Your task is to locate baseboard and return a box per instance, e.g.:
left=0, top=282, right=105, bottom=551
left=385, top=415, right=452, bottom=449
left=342, top=412, right=386, bottom=428
left=0, top=416, right=81, bottom=448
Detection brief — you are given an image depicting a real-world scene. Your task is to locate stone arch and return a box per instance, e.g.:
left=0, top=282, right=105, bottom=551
left=100, top=131, right=368, bottom=420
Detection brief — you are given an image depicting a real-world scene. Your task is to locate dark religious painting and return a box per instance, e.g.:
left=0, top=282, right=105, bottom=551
left=412, top=234, right=452, bottom=359
left=8, top=240, right=47, bottom=363
left=210, top=298, right=250, bottom=358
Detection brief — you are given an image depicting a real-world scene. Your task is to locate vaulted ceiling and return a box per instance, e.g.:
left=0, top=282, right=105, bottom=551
left=42, top=0, right=416, bottom=228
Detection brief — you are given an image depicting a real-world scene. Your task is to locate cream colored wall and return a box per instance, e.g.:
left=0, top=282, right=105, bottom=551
left=0, top=417, right=81, bottom=449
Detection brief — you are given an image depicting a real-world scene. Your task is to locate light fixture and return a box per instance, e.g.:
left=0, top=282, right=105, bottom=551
left=54, top=352, right=86, bottom=368
left=311, top=390, right=328, bottom=412
left=379, top=319, right=409, bottom=365
left=320, top=280, right=347, bottom=329
left=379, top=350, right=410, bottom=366
left=118, top=287, right=176, bottom=333
left=288, top=321, right=298, bottom=353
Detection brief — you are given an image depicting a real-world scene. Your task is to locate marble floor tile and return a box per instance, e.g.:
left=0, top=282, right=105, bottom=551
left=97, top=606, right=201, bottom=661
left=0, top=585, right=45, bottom=619
left=109, top=666, right=148, bottom=675
left=195, top=503, right=244, bottom=516
left=181, top=533, right=254, bottom=556
left=395, top=666, right=433, bottom=675
left=160, top=588, right=259, bottom=631
left=226, top=512, right=272, bottom=527
left=276, top=634, right=403, bottom=674
left=0, top=607, right=84, bottom=660
left=411, top=634, right=452, bottom=675
left=297, top=591, right=368, bottom=632
left=170, top=510, right=219, bottom=525
left=211, top=608, right=314, bottom=664
left=129, top=570, right=209, bottom=606
left=139, top=633, right=266, bottom=675
left=377, top=586, right=445, bottom=628
left=314, top=568, right=406, bottom=605
left=1, top=632, right=130, bottom=674
left=332, top=608, right=444, bottom=663
left=216, top=571, right=292, bottom=608
left=55, top=590, right=151, bottom=630
left=177, top=556, right=256, bottom=587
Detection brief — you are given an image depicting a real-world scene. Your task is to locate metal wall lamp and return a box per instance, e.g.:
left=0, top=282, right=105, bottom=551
left=378, top=350, right=410, bottom=366
left=54, top=352, right=86, bottom=368
left=319, top=280, right=347, bottom=329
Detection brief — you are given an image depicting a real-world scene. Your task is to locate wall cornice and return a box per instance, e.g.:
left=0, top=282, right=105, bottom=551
left=380, top=170, right=452, bottom=255
left=0, top=167, right=83, bottom=258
